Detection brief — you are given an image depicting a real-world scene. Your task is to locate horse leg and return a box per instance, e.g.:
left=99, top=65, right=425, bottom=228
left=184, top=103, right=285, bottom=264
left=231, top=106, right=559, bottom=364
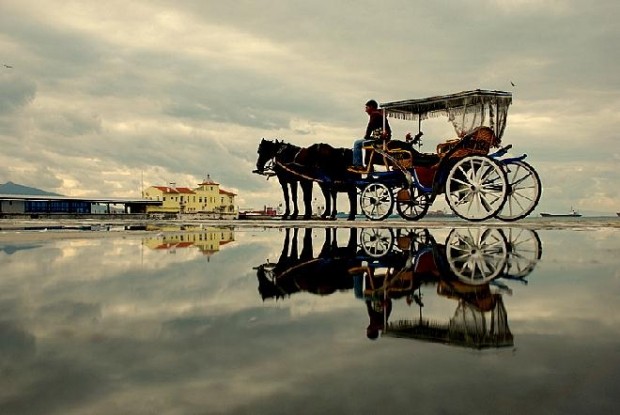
left=347, top=186, right=358, bottom=221
left=301, top=227, right=313, bottom=260
left=301, top=180, right=313, bottom=220
left=291, top=228, right=299, bottom=261
left=329, top=189, right=338, bottom=220
left=278, top=228, right=291, bottom=264
left=278, top=177, right=291, bottom=220
left=290, top=181, right=299, bottom=219
left=319, top=228, right=332, bottom=257
left=319, top=183, right=330, bottom=219
left=347, top=228, right=357, bottom=252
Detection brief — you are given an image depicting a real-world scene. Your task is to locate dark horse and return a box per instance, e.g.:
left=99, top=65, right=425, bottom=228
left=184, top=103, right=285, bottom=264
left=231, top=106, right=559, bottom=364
left=254, top=138, right=313, bottom=219
left=296, top=143, right=359, bottom=220
left=254, top=139, right=358, bottom=220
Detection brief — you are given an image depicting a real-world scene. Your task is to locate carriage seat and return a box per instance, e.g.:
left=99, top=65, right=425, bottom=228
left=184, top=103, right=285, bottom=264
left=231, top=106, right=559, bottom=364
left=361, top=139, right=441, bottom=170
left=436, top=126, right=499, bottom=158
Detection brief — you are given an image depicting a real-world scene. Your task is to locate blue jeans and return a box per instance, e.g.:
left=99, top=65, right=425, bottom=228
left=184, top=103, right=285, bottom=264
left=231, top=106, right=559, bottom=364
left=353, top=138, right=372, bottom=166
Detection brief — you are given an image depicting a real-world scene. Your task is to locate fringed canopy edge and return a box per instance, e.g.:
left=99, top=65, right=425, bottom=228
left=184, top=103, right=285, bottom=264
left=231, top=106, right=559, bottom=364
left=380, top=89, right=512, bottom=121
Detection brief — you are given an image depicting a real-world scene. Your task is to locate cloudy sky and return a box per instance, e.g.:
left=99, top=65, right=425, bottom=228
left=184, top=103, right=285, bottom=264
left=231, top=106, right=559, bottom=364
left=1, top=0, right=618, bottom=214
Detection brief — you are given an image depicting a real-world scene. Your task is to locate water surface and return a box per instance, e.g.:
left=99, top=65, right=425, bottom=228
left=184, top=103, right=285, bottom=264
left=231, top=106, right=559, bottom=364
left=0, top=224, right=618, bottom=414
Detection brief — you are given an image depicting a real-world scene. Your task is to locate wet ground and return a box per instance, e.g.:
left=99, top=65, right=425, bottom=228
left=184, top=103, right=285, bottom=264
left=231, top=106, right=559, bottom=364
left=0, top=218, right=618, bottom=414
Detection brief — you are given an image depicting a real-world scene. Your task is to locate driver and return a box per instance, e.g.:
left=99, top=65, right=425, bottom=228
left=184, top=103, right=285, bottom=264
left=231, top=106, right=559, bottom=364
left=347, top=99, right=391, bottom=173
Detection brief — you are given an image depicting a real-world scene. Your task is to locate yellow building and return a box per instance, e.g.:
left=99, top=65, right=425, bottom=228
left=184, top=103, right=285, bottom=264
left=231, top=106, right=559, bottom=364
left=143, top=176, right=237, bottom=217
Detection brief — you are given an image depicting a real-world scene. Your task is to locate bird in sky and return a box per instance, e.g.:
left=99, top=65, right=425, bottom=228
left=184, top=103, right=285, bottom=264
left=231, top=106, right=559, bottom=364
left=2, top=64, right=13, bottom=69
left=510, top=81, right=516, bottom=87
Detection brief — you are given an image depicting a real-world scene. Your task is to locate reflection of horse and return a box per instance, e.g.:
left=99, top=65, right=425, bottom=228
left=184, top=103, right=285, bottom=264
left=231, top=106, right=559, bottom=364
left=255, top=139, right=358, bottom=220
left=256, top=228, right=359, bottom=300
left=254, top=138, right=313, bottom=220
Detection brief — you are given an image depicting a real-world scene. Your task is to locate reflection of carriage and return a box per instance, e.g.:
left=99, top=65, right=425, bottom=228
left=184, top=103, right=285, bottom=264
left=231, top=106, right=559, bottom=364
left=359, top=226, right=542, bottom=287
left=357, top=227, right=542, bottom=348
left=357, top=90, right=541, bottom=221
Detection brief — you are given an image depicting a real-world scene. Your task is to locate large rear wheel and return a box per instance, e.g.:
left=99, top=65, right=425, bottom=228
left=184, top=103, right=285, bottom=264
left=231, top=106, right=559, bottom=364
left=502, top=228, right=542, bottom=279
left=496, top=160, right=541, bottom=221
left=360, top=182, right=393, bottom=221
left=445, top=155, right=508, bottom=221
left=445, top=228, right=508, bottom=285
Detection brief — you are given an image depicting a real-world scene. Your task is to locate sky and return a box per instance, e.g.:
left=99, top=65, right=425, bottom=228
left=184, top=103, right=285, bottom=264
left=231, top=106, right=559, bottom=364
left=1, top=0, right=619, bottom=214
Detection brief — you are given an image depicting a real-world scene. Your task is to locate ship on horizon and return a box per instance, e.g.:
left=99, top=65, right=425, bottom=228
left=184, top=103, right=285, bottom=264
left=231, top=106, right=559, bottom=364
left=540, top=207, right=582, bottom=218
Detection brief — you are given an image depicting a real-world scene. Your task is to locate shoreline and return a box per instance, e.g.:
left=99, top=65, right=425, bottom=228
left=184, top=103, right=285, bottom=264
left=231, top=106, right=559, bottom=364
left=0, top=217, right=618, bottom=244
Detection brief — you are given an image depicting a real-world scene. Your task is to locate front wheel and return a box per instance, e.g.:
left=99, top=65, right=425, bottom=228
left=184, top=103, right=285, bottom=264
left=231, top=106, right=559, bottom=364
left=360, top=182, right=393, bottom=221
left=360, top=228, right=394, bottom=258
left=395, top=186, right=431, bottom=221
left=496, top=160, right=542, bottom=221
left=445, top=155, right=508, bottom=221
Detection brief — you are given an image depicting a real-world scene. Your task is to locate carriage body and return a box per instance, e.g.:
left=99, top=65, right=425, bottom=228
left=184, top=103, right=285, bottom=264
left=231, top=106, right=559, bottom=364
left=358, top=89, right=540, bottom=222
left=356, top=227, right=540, bottom=347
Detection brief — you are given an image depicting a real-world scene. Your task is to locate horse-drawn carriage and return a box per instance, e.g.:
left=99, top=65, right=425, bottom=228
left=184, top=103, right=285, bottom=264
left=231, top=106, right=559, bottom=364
left=255, top=89, right=541, bottom=222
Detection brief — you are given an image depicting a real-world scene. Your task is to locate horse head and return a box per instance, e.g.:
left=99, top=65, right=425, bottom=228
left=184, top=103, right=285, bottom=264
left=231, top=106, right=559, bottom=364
left=255, top=138, right=279, bottom=174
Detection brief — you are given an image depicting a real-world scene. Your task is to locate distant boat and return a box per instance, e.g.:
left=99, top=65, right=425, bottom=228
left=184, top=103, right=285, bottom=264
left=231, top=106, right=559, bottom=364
left=238, top=205, right=281, bottom=220
left=540, top=207, right=582, bottom=218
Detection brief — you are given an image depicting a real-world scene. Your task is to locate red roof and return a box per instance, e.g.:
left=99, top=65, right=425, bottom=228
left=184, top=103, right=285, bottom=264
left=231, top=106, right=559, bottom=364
left=153, top=186, right=179, bottom=194
left=175, top=187, right=195, bottom=194
left=219, top=188, right=237, bottom=196
left=151, top=186, right=195, bottom=194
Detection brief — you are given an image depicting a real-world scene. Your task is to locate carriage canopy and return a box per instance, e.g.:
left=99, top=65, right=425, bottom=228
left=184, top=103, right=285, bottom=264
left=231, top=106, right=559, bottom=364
left=380, top=89, right=512, bottom=140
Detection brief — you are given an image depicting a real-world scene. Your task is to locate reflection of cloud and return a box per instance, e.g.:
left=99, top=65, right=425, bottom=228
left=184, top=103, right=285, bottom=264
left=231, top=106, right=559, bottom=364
left=38, top=300, right=102, bottom=324
left=0, top=321, right=36, bottom=362
left=0, top=228, right=618, bottom=413
left=0, top=243, right=42, bottom=255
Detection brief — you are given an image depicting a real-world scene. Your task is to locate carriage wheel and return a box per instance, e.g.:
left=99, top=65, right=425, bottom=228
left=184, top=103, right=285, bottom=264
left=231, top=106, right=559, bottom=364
left=395, top=186, right=431, bottom=221
left=444, top=155, right=508, bottom=221
left=502, top=228, right=542, bottom=279
left=496, top=160, right=542, bottom=221
left=395, top=228, right=435, bottom=254
left=360, top=182, right=394, bottom=221
left=360, top=228, right=394, bottom=258
left=445, top=228, right=508, bottom=285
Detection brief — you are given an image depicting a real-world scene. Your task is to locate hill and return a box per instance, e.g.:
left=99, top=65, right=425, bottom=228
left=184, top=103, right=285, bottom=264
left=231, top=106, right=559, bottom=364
left=0, top=181, right=62, bottom=196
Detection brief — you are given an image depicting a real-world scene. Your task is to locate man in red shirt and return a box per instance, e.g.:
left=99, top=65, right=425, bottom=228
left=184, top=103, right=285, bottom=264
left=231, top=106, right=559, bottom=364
left=347, top=99, right=392, bottom=173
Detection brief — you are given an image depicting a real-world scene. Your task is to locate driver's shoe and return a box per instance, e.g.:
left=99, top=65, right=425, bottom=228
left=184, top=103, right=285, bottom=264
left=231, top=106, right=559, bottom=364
left=347, top=165, right=367, bottom=173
